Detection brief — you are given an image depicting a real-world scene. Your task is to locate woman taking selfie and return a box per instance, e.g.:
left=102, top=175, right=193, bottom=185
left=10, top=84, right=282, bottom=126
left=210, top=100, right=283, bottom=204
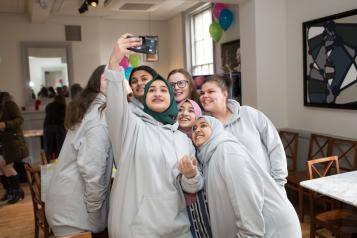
left=190, top=116, right=301, bottom=238
left=199, top=76, right=287, bottom=189
left=106, top=34, right=203, bottom=238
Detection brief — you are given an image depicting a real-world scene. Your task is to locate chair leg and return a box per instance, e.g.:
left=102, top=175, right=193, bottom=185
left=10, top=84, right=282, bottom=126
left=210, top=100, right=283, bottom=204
left=310, top=220, right=315, bottom=238
left=35, top=223, right=39, bottom=238
left=298, top=186, right=304, bottom=222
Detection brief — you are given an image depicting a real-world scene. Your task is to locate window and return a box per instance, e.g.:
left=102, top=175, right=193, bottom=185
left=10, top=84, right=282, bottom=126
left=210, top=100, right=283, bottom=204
left=190, top=7, right=214, bottom=76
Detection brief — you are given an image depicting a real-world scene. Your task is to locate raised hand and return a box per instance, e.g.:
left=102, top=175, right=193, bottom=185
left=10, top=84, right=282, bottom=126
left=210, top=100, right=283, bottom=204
left=109, top=33, right=142, bottom=71
left=178, top=155, right=198, bottom=178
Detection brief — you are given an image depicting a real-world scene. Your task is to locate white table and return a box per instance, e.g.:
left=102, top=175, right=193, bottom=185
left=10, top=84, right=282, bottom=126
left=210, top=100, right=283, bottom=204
left=300, top=171, right=357, bottom=207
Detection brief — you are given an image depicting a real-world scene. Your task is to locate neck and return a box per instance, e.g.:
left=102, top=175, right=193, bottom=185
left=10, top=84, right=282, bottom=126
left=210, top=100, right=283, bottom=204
left=211, top=106, right=232, bottom=124
left=136, top=96, right=144, bottom=103
left=179, top=127, right=192, bottom=138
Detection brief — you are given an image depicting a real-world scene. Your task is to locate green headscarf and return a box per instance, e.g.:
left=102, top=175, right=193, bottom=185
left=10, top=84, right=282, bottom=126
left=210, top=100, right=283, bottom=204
left=143, top=74, right=178, bottom=125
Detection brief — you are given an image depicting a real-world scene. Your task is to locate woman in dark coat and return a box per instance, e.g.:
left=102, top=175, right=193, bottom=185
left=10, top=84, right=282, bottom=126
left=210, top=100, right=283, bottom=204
left=0, top=92, right=29, bottom=204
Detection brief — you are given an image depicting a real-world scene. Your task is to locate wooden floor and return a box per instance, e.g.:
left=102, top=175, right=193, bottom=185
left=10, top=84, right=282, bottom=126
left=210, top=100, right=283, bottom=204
left=0, top=184, right=333, bottom=238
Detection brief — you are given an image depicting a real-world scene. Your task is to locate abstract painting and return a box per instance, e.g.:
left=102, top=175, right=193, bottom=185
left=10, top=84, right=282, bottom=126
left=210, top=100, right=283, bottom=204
left=303, top=9, right=357, bottom=109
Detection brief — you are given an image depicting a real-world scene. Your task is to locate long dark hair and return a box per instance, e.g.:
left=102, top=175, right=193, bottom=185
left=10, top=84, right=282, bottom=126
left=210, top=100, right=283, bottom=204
left=0, top=92, right=13, bottom=116
left=167, top=68, right=201, bottom=106
left=65, top=65, right=106, bottom=130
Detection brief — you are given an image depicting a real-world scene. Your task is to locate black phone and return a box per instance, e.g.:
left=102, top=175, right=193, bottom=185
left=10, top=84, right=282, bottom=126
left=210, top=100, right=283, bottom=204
left=127, top=36, right=158, bottom=54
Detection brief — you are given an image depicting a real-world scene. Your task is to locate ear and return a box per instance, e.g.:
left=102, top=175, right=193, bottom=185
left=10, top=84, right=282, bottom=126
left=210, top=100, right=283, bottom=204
left=223, top=90, right=229, bottom=100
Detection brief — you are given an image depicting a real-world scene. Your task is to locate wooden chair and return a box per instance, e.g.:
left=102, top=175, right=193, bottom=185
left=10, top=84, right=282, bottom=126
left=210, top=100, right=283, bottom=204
left=279, top=130, right=304, bottom=221
left=40, top=149, right=48, bottom=165
left=61, top=231, right=92, bottom=238
left=307, top=156, right=357, bottom=238
left=24, top=163, right=52, bottom=238
left=328, top=138, right=357, bottom=172
left=283, top=132, right=332, bottom=222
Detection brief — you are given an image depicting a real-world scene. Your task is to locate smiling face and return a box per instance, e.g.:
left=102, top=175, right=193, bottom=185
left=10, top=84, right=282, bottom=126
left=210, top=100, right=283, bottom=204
left=145, top=80, right=171, bottom=113
left=177, top=101, right=196, bottom=130
left=192, top=118, right=212, bottom=147
left=199, top=81, right=228, bottom=114
left=168, top=72, right=190, bottom=103
left=130, top=70, right=153, bottom=98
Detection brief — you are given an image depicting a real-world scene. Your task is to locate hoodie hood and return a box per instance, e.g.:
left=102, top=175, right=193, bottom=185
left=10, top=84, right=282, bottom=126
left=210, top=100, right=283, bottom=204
left=223, top=99, right=243, bottom=132
left=130, top=96, right=144, bottom=110
left=196, top=116, right=237, bottom=166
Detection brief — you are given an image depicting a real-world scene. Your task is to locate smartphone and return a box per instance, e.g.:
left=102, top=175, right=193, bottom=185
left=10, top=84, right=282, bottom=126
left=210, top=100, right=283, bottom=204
left=127, top=36, right=158, bottom=54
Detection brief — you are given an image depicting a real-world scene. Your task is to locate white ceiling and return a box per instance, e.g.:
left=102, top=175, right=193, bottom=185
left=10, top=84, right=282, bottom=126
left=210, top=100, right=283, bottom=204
left=0, top=0, right=238, bottom=22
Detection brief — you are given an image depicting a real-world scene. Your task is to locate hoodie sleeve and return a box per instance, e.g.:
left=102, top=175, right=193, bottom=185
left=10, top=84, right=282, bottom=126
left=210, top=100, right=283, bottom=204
left=220, top=145, right=265, bottom=238
left=105, top=67, right=139, bottom=166
left=255, top=109, right=287, bottom=187
left=76, top=123, right=111, bottom=223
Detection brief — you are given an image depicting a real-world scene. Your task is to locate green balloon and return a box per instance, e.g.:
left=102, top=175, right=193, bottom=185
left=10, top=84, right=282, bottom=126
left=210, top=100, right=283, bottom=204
left=209, top=22, right=223, bottom=42
left=129, top=54, right=141, bottom=67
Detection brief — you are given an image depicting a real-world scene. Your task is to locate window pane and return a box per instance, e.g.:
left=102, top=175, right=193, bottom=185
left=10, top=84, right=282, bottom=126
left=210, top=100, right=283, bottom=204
left=191, top=7, right=213, bottom=76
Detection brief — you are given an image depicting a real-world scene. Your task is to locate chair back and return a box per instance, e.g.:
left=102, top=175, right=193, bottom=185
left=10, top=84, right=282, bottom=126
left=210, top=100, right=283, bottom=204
left=328, top=138, right=357, bottom=172
left=306, top=156, right=340, bottom=180
left=40, top=150, right=48, bottom=165
left=307, top=134, right=332, bottom=161
left=279, top=130, right=299, bottom=172
left=24, top=163, right=52, bottom=238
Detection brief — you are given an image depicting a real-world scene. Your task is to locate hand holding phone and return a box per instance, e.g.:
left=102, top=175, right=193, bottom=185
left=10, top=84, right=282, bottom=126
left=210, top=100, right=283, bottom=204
left=127, top=36, right=157, bottom=54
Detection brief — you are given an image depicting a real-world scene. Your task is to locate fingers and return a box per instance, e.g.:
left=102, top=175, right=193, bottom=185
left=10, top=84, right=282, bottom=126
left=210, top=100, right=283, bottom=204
left=192, top=158, right=197, bottom=167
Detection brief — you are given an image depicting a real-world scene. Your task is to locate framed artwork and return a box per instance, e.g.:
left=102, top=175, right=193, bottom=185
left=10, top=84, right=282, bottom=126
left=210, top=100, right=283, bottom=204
left=145, top=36, right=159, bottom=62
left=221, top=39, right=241, bottom=103
left=303, top=9, right=357, bottom=109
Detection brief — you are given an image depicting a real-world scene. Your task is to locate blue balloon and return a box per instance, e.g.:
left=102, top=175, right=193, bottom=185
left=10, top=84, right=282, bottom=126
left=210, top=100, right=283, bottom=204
left=219, top=9, right=234, bottom=31
left=125, top=67, right=133, bottom=81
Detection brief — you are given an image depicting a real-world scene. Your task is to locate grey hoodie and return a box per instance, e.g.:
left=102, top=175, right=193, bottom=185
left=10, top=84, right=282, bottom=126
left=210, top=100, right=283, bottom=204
left=224, top=99, right=287, bottom=187
left=45, top=94, right=113, bottom=236
left=197, top=116, right=301, bottom=238
left=105, top=68, right=203, bottom=238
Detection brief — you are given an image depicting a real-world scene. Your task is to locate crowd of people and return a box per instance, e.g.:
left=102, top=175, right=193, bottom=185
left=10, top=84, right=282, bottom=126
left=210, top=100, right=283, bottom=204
left=0, top=35, right=301, bottom=238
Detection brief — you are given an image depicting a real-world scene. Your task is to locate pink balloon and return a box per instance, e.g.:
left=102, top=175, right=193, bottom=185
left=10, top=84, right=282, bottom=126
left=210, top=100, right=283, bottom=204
left=119, top=56, right=129, bottom=69
left=212, top=3, right=228, bottom=19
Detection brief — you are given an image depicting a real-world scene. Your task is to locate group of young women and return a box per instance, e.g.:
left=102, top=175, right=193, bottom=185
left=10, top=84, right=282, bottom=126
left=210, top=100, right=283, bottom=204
left=45, top=34, right=301, bottom=238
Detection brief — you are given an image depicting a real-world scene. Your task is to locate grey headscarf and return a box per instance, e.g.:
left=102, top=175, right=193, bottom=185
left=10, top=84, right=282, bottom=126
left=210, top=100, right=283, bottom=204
left=196, top=116, right=237, bottom=165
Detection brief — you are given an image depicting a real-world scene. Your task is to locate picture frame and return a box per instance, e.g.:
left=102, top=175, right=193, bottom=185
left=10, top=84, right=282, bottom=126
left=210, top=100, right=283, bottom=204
left=145, top=36, right=159, bottom=62
left=221, top=39, right=241, bottom=103
left=303, top=9, right=357, bottom=110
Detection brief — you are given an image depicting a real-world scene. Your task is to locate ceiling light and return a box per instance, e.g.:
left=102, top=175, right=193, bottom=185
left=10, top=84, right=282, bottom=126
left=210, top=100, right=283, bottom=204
left=88, top=0, right=98, bottom=7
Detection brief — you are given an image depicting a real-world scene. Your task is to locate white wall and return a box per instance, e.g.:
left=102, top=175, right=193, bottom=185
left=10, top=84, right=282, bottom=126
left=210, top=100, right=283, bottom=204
left=286, top=0, right=357, bottom=138
left=167, top=13, right=185, bottom=72
left=0, top=14, right=170, bottom=107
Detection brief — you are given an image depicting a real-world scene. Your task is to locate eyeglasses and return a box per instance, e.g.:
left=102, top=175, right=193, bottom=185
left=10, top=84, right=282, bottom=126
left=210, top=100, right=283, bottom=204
left=170, top=80, right=189, bottom=89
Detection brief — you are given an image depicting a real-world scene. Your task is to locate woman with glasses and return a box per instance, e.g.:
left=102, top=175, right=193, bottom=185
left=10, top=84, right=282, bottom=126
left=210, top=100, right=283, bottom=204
left=168, top=69, right=201, bottom=107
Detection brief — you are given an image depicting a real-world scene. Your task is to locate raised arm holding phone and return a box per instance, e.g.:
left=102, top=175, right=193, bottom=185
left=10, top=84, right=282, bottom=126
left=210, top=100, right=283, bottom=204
left=106, top=34, right=203, bottom=238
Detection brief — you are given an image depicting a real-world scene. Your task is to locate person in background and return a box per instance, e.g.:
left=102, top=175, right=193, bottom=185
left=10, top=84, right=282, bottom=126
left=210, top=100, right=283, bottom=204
left=62, top=85, right=69, bottom=97
left=177, top=99, right=212, bottom=238
left=43, top=94, right=66, bottom=161
left=199, top=76, right=287, bottom=190
left=70, top=83, right=83, bottom=100
left=37, top=86, right=49, bottom=99
left=45, top=65, right=113, bottom=237
left=168, top=68, right=201, bottom=107
left=190, top=116, right=301, bottom=238
left=106, top=34, right=203, bottom=237
left=0, top=92, right=28, bottom=204
left=48, top=86, right=56, bottom=98
left=127, top=65, right=157, bottom=110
